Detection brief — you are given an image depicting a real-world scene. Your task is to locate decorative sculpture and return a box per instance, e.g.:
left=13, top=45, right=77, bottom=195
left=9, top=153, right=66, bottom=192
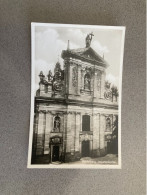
left=85, top=32, right=94, bottom=48
left=47, top=70, right=53, bottom=82
left=84, top=73, right=91, bottom=90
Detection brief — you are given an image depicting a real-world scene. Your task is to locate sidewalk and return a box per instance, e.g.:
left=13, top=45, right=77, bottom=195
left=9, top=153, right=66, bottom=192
left=64, top=154, right=118, bottom=165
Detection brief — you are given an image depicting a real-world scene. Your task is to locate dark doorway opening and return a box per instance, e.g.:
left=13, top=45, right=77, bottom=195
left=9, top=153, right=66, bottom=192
left=107, top=142, right=112, bottom=154
left=52, top=146, right=59, bottom=162
left=107, top=140, right=118, bottom=154
left=82, top=141, right=90, bottom=157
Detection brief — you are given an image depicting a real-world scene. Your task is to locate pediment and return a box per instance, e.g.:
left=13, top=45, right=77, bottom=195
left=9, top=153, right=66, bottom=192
left=81, top=47, right=104, bottom=62
left=61, top=47, right=109, bottom=68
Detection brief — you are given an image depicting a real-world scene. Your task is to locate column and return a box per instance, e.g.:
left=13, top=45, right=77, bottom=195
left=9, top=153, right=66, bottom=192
left=75, top=112, right=81, bottom=152
left=92, top=113, right=100, bottom=156
left=63, top=112, right=67, bottom=158
left=77, top=65, right=81, bottom=95
left=68, top=62, right=73, bottom=94
left=66, top=112, right=72, bottom=153
left=81, top=69, right=84, bottom=90
left=100, top=71, right=106, bottom=99
left=36, top=111, right=46, bottom=155
left=93, top=72, right=97, bottom=98
left=100, top=114, right=106, bottom=155
left=44, top=111, right=52, bottom=154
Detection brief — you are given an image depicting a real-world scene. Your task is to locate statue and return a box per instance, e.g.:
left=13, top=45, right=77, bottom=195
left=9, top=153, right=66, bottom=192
left=54, top=116, right=60, bottom=131
left=47, top=70, right=53, bottom=82
left=39, top=71, right=45, bottom=81
left=84, top=74, right=91, bottom=90
left=85, top=32, right=94, bottom=48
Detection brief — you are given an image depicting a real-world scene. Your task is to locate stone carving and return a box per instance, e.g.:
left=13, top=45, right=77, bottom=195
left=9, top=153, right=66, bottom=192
left=47, top=70, right=53, bottom=82
left=84, top=73, right=91, bottom=90
left=85, top=32, right=94, bottom=48
left=104, top=81, right=112, bottom=100
left=54, top=115, right=60, bottom=132
left=106, top=117, right=111, bottom=131
left=72, top=66, right=78, bottom=87
left=97, top=71, right=101, bottom=91
left=80, top=134, right=93, bottom=141
left=52, top=62, right=64, bottom=92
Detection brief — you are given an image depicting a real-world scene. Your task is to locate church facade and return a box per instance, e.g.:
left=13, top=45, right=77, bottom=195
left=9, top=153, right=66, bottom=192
left=31, top=33, right=119, bottom=164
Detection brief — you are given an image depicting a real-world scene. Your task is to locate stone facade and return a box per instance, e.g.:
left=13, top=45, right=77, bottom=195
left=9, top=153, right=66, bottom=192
left=31, top=34, right=119, bottom=164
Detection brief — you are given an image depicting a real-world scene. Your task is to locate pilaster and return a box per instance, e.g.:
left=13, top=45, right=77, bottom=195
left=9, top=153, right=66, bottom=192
left=75, top=112, right=81, bottom=152
left=92, top=113, right=100, bottom=156
left=44, top=111, right=52, bottom=154
left=36, top=111, right=46, bottom=155
left=100, top=114, right=106, bottom=155
left=77, top=65, right=81, bottom=95
left=100, top=71, right=106, bottom=99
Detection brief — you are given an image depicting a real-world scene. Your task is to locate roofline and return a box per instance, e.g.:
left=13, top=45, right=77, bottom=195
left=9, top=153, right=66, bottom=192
left=61, top=49, right=109, bottom=68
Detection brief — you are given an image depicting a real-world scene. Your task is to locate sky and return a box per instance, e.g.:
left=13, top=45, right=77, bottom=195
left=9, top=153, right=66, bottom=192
left=34, top=25, right=124, bottom=92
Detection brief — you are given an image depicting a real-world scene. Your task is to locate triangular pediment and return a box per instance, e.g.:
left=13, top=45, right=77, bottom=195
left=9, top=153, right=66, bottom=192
left=61, top=47, right=109, bottom=68
left=80, top=47, right=103, bottom=62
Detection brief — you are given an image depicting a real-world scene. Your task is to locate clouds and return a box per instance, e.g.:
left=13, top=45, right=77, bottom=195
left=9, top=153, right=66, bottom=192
left=92, top=40, right=109, bottom=56
left=34, top=26, right=122, bottom=91
left=106, top=73, right=119, bottom=88
left=35, top=28, right=66, bottom=65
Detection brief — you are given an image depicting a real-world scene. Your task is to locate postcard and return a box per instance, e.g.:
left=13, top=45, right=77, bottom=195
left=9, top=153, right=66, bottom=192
left=28, top=23, right=125, bottom=168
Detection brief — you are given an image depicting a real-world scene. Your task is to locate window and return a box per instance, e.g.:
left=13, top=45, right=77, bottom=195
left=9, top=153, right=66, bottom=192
left=54, top=116, right=60, bottom=132
left=84, top=73, right=91, bottom=90
left=106, top=117, right=111, bottom=131
left=82, top=115, right=90, bottom=131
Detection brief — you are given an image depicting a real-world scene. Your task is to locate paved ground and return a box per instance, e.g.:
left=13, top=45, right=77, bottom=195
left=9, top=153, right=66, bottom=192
left=63, top=154, right=118, bottom=165
left=33, top=154, right=118, bottom=165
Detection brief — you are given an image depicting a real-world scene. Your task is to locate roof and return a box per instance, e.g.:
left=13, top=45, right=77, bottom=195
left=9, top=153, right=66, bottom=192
left=61, top=47, right=109, bottom=68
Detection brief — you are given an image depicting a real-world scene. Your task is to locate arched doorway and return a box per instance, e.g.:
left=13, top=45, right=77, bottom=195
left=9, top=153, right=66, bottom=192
left=82, top=140, right=90, bottom=157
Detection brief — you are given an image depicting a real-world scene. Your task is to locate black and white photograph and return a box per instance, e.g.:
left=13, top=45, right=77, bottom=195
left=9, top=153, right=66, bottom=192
left=28, top=23, right=125, bottom=168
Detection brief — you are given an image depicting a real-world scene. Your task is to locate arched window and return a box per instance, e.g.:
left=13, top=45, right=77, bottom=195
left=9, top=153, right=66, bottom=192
left=84, top=73, right=91, bottom=90
left=106, top=117, right=111, bottom=131
left=54, top=115, right=60, bottom=132
left=82, top=115, right=90, bottom=131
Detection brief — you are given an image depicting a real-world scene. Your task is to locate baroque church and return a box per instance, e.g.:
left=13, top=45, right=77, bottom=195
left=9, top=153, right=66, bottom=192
left=31, top=33, right=119, bottom=164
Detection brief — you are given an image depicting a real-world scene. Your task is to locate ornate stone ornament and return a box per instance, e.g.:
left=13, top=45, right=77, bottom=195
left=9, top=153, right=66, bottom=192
left=80, top=134, right=93, bottom=142
left=97, top=71, right=101, bottom=91
left=104, top=81, right=112, bottom=100
left=104, top=90, right=112, bottom=100
left=72, top=66, right=78, bottom=87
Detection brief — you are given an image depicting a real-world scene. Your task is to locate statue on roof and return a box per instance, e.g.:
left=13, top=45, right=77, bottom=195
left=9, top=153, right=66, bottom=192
left=85, top=32, right=94, bottom=48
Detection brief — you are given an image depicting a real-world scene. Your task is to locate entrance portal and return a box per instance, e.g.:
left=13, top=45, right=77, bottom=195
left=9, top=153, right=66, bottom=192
left=52, top=146, right=59, bottom=162
left=82, top=141, right=90, bottom=157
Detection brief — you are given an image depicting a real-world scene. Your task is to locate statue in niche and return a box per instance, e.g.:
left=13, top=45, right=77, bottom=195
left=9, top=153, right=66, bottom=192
left=84, top=73, right=91, bottom=90
left=106, top=117, right=111, bottom=131
left=54, top=116, right=60, bottom=132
